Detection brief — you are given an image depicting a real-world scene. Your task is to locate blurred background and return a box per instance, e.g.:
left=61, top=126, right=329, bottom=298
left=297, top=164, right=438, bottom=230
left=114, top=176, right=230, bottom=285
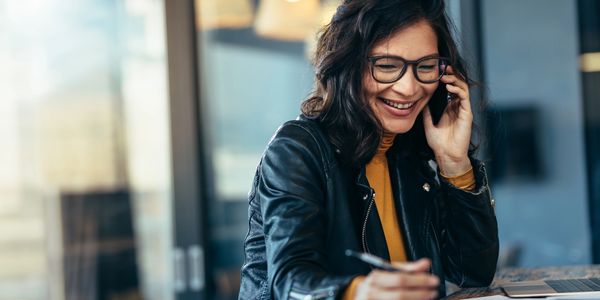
left=1, top=0, right=600, bottom=299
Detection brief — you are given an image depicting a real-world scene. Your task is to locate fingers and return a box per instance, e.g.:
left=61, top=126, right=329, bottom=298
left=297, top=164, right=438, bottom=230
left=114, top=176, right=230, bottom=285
left=447, top=85, right=472, bottom=118
left=393, top=289, right=438, bottom=300
left=441, top=76, right=468, bottom=96
left=445, top=84, right=468, bottom=103
left=443, top=66, right=465, bottom=84
left=369, top=271, right=439, bottom=289
left=367, top=259, right=438, bottom=290
left=440, top=74, right=468, bottom=90
left=359, top=259, right=440, bottom=300
left=441, top=66, right=471, bottom=116
left=393, top=258, right=432, bottom=272
left=441, top=66, right=469, bottom=94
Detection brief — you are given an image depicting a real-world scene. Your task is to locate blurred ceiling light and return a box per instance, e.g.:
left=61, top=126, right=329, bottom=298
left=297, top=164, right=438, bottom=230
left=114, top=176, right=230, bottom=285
left=254, top=0, right=321, bottom=41
left=305, top=0, right=342, bottom=59
left=195, top=0, right=254, bottom=30
left=580, top=52, right=600, bottom=72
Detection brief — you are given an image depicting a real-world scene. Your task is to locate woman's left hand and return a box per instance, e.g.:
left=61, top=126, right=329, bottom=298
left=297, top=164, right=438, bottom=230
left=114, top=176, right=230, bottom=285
left=423, top=66, right=473, bottom=176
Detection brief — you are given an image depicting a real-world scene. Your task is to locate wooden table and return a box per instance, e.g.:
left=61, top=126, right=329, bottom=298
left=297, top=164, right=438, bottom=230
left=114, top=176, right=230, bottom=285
left=445, top=265, right=600, bottom=299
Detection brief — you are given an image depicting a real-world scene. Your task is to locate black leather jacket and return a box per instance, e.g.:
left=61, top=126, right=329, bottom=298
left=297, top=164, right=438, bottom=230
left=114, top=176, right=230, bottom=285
left=239, top=117, right=499, bottom=300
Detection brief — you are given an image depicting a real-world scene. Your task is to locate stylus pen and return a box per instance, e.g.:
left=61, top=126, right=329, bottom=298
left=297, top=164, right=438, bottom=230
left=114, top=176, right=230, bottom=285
left=345, top=250, right=410, bottom=272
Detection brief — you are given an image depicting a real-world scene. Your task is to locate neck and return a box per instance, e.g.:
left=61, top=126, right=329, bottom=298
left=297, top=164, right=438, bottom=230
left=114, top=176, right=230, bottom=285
left=375, top=131, right=396, bottom=156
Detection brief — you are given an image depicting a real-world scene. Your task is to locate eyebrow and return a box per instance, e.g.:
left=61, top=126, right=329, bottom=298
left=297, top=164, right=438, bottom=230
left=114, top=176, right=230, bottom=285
left=369, top=53, right=440, bottom=60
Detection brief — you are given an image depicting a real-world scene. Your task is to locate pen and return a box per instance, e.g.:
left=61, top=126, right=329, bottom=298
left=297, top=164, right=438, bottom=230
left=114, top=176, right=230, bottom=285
left=345, top=249, right=410, bottom=272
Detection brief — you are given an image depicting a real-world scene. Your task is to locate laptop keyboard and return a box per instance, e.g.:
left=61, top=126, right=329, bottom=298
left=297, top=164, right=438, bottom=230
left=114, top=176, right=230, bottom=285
left=545, top=278, right=600, bottom=293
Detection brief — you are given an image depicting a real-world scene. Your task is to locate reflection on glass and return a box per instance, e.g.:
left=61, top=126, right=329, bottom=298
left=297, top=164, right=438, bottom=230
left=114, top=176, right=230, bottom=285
left=195, top=0, right=254, bottom=30
left=196, top=0, right=322, bottom=298
left=0, top=0, right=173, bottom=299
left=254, top=0, right=320, bottom=41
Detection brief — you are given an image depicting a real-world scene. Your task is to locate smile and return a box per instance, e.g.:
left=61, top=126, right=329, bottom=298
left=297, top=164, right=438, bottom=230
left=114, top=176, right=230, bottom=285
left=380, top=98, right=417, bottom=110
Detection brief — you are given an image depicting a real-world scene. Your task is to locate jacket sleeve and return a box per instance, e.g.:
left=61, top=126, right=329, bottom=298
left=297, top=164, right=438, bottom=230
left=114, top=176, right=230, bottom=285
left=436, top=158, right=499, bottom=288
left=258, top=123, right=355, bottom=300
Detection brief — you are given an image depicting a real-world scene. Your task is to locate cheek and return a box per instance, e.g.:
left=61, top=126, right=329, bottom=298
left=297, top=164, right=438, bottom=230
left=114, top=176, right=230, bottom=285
left=414, top=84, right=439, bottom=113
left=427, top=82, right=440, bottom=96
left=362, top=74, right=379, bottom=97
left=421, top=83, right=440, bottom=104
left=363, top=78, right=385, bottom=107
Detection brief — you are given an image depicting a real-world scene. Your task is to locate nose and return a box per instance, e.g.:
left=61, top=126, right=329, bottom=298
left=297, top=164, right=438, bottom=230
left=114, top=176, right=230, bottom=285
left=391, top=65, right=419, bottom=96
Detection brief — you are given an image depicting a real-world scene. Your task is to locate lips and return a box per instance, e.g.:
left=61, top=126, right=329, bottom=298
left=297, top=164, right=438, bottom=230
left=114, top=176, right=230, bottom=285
left=379, top=97, right=417, bottom=110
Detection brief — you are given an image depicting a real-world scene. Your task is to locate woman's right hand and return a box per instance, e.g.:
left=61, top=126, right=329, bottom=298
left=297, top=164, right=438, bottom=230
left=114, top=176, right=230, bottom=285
left=354, top=258, right=440, bottom=300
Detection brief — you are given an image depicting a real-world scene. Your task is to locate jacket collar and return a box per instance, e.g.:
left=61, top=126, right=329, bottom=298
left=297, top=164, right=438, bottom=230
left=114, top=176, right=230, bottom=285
left=354, top=150, right=439, bottom=262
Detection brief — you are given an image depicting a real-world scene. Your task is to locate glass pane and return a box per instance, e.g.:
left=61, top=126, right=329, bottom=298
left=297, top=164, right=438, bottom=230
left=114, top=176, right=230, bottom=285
left=481, top=0, right=590, bottom=267
left=0, top=0, right=174, bottom=299
left=195, top=0, right=329, bottom=298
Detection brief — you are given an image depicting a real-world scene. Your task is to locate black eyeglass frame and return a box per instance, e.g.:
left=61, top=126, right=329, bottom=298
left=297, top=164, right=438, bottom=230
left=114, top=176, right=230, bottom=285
left=367, top=55, right=450, bottom=84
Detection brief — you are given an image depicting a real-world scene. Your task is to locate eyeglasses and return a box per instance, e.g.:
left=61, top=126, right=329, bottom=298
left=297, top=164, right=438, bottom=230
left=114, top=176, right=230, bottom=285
left=367, top=55, right=449, bottom=84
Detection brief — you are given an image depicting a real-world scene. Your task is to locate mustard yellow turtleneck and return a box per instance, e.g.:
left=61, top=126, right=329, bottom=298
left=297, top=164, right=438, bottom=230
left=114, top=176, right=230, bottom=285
left=342, top=133, right=476, bottom=299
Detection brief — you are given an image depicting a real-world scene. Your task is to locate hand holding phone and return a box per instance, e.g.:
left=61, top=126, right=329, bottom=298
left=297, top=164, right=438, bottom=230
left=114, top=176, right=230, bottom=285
left=423, top=65, right=473, bottom=177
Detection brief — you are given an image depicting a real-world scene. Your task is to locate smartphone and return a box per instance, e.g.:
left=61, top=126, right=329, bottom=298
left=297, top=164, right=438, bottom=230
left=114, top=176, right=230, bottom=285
left=428, top=84, right=451, bottom=125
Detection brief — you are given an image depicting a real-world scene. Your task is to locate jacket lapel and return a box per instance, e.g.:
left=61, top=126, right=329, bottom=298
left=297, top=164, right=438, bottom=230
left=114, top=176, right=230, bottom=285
left=389, top=152, right=439, bottom=262
left=353, top=152, right=439, bottom=263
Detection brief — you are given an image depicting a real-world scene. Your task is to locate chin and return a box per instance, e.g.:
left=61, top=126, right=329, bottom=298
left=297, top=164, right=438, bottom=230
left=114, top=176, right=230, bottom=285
left=380, top=117, right=419, bottom=134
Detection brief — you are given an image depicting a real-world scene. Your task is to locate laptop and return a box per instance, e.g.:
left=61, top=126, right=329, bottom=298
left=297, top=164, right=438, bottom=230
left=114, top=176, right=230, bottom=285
left=502, top=278, right=600, bottom=298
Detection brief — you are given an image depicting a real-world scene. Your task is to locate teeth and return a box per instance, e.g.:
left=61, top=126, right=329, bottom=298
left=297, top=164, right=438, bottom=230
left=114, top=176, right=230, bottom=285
left=382, top=98, right=415, bottom=109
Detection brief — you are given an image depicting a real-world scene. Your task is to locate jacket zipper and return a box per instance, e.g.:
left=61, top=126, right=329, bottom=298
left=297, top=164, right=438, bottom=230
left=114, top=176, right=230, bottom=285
left=482, top=163, right=496, bottom=211
left=361, top=190, right=375, bottom=253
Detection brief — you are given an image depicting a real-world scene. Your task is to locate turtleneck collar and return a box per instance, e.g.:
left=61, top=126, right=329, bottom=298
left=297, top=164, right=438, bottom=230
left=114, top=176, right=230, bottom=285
left=371, top=131, right=396, bottom=162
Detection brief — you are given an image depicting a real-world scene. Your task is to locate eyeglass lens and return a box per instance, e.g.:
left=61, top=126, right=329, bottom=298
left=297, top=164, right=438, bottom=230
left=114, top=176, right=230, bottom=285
left=371, top=57, right=447, bottom=83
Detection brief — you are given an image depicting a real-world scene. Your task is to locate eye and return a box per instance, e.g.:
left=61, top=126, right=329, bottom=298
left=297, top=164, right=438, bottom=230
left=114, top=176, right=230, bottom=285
left=417, top=64, right=436, bottom=72
left=376, top=64, right=400, bottom=70
left=374, top=58, right=403, bottom=72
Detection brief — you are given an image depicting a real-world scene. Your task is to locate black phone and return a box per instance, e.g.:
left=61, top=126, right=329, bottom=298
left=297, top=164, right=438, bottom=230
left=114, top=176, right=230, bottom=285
left=428, top=84, right=452, bottom=125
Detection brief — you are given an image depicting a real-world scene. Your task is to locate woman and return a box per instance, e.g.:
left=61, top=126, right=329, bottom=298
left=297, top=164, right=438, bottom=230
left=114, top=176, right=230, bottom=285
left=239, top=0, right=498, bottom=299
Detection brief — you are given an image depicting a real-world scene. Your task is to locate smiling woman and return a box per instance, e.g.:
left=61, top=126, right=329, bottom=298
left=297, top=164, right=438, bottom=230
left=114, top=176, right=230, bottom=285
left=364, top=20, right=441, bottom=135
left=239, top=0, right=498, bottom=299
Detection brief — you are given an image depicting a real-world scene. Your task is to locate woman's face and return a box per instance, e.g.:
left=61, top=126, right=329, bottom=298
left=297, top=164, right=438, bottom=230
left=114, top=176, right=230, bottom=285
left=364, top=20, right=440, bottom=134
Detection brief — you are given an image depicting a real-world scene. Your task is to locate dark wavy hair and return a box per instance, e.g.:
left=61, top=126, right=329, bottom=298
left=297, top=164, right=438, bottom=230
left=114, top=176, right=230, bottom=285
left=301, top=0, right=475, bottom=167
